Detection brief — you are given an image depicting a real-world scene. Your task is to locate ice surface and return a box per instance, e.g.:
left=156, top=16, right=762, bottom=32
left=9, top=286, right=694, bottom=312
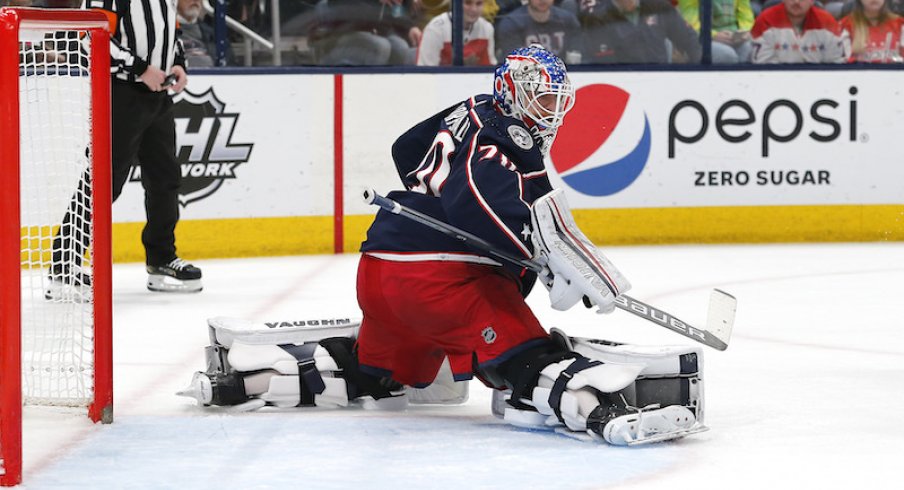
left=18, top=243, right=904, bottom=489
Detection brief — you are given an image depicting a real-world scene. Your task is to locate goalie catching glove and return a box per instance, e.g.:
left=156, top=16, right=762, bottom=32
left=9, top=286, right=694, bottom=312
left=530, top=189, right=630, bottom=313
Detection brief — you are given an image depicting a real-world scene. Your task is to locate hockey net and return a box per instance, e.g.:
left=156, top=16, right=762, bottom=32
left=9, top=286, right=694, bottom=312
left=0, top=8, right=111, bottom=487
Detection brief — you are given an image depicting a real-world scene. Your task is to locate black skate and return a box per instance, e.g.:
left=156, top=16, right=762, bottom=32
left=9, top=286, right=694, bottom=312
left=146, top=258, right=203, bottom=293
left=45, top=264, right=93, bottom=303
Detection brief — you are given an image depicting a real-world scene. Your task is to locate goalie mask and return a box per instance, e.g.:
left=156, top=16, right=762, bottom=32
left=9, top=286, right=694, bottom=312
left=493, top=45, right=575, bottom=152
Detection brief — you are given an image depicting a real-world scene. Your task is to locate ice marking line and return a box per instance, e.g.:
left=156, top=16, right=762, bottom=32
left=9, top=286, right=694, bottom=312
left=245, top=255, right=349, bottom=319
left=27, top=257, right=344, bottom=480
left=23, top=418, right=98, bottom=477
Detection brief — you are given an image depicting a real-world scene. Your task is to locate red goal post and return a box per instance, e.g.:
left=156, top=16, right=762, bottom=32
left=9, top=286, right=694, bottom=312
left=0, top=7, right=111, bottom=487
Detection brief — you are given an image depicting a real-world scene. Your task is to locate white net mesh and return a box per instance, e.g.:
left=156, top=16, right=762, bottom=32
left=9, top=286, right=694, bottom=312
left=18, top=29, right=96, bottom=407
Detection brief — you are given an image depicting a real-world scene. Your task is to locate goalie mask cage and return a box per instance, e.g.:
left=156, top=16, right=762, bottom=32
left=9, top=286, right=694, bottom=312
left=0, top=8, right=111, bottom=487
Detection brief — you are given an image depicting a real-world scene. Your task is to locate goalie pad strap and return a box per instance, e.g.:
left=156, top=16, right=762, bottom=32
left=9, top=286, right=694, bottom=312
left=548, top=357, right=604, bottom=424
left=495, top=340, right=576, bottom=411
left=279, top=343, right=327, bottom=407
left=318, top=337, right=398, bottom=400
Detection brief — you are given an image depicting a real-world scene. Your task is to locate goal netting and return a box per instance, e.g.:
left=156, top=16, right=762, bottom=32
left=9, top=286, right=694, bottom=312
left=0, top=8, right=111, bottom=487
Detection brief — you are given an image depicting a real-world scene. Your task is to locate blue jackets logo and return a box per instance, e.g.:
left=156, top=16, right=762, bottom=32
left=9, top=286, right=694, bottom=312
left=127, top=88, right=253, bottom=206
left=549, top=84, right=650, bottom=196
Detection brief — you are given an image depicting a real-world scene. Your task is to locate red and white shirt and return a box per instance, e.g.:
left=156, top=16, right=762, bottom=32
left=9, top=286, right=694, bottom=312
left=752, top=5, right=850, bottom=63
left=416, top=13, right=497, bottom=66
left=840, top=15, right=904, bottom=63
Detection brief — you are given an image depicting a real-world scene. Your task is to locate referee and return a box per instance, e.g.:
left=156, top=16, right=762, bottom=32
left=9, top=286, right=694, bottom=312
left=52, top=0, right=203, bottom=293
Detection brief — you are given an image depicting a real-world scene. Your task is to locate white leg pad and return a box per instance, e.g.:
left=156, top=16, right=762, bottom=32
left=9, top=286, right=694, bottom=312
left=522, top=359, right=645, bottom=431
left=227, top=342, right=339, bottom=375
left=562, top=330, right=705, bottom=423
left=498, top=332, right=707, bottom=444
left=257, top=374, right=351, bottom=408
left=207, top=316, right=360, bottom=348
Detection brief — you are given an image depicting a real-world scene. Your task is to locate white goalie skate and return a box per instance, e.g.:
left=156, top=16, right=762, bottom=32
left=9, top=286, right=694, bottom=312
left=44, top=265, right=93, bottom=303
left=599, top=404, right=707, bottom=446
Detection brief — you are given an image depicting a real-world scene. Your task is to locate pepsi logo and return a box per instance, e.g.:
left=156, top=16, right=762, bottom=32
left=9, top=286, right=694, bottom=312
left=550, top=84, right=651, bottom=196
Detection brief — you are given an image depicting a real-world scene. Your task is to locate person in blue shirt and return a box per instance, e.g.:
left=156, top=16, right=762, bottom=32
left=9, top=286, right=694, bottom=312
left=495, top=0, right=584, bottom=63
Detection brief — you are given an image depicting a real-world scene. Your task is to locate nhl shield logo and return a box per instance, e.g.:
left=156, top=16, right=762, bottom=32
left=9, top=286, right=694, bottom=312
left=128, top=88, right=253, bottom=207
left=481, top=326, right=497, bottom=344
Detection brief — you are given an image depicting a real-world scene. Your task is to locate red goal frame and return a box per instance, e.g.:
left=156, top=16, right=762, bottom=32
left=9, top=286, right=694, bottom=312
left=0, top=7, right=111, bottom=487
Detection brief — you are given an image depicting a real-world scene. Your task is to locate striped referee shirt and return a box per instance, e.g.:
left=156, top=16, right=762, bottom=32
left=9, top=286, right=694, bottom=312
left=85, top=0, right=186, bottom=83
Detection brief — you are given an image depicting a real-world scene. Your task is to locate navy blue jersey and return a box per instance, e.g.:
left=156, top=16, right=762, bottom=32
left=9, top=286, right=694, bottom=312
left=361, top=95, right=553, bottom=294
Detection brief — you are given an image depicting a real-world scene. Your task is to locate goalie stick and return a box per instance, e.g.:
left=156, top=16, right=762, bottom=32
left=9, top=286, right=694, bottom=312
left=362, top=189, right=735, bottom=351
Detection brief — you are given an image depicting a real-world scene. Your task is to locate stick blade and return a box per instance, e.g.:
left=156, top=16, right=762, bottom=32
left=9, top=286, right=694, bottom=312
left=706, top=289, right=736, bottom=351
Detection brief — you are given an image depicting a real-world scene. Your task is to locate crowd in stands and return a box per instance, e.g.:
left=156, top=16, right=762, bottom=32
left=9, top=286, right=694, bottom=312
left=267, top=0, right=904, bottom=65
left=5, top=0, right=904, bottom=65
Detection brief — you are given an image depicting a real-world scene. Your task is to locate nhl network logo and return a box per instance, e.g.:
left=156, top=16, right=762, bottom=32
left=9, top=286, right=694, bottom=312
left=128, top=88, right=253, bottom=207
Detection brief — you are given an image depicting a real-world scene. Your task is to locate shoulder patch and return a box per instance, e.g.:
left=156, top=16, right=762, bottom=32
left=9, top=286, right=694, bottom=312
left=507, top=125, right=534, bottom=150
left=444, top=103, right=471, bottom=142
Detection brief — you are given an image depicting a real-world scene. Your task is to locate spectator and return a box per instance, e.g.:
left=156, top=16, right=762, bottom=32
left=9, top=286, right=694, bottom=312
left=495, top=0, right=583, bottom=63
left=226, top=0, right=270, bottom=36
left=840, top=0, right=904, bottom=62
left=497, top=0, right=581, bottom=17
left=177, top=0, right=236, bottom=67
left=579, top=0, right=702, bottom=64
left=751, top=0, right=849, bottom=62
left=762, top=0, right=849, bottom=19
left=311, top=0, right=421, bottom=65
left=416, top=0, right=497, bottom=65
left=416, top=0, right=502, bottom=23
left=886, top=0, right=904, bottom=14
left=678, top=0, right=755, bottom=63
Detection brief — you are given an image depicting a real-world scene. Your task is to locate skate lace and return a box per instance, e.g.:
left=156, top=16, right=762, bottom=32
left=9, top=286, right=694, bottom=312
left=168, top=258, right=191, bottom=271
left=619, top=394, right=660, bottom=415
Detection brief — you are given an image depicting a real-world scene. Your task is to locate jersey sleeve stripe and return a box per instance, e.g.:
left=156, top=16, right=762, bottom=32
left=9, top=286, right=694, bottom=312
left=465, top=137, right=533, bottom=259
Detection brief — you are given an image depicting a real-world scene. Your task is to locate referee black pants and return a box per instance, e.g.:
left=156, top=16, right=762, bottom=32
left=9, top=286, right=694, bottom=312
left=52, top=81, right=181, bottom=269
left=111, top=81, right=181, bottom=267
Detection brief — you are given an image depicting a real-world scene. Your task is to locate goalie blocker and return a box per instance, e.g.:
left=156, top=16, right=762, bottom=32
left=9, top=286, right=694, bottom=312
left=178, top=318, right=706, bottom=446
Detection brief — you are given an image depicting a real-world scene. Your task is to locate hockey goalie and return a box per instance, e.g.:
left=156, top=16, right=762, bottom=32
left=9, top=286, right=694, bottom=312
left=179, top=45, right=707, bottom=446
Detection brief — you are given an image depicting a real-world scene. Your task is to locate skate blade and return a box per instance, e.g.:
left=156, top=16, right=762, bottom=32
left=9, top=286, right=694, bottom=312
left=147, top=275, right=203, bottom=293
left=626, top=423, right=710, bottom=446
